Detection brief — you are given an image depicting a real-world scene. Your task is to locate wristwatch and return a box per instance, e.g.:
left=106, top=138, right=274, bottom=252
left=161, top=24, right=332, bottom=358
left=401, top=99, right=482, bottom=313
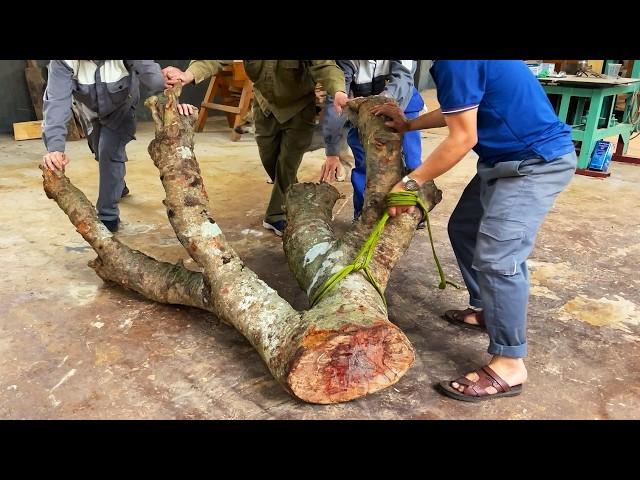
left=402, top=175, right=420, bottom=191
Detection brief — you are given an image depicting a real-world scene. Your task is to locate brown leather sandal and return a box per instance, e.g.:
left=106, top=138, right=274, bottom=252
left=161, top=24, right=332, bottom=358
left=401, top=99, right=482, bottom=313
left=436, top=365, right=523, bottom=402
left=442, top=308, right=487, bottom=332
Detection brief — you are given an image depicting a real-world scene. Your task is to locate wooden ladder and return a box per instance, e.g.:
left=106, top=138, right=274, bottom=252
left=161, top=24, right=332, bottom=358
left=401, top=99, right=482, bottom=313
left=194, top=60, right=253, bottom=141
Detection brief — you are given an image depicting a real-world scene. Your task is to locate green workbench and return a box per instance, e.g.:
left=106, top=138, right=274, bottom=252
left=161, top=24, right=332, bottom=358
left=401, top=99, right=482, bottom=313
left=539, top=75, right=640, bottom=174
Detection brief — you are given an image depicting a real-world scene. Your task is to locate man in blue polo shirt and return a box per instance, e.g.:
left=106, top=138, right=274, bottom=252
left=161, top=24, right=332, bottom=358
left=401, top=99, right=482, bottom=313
left=372, top=60, right=577, bottom=402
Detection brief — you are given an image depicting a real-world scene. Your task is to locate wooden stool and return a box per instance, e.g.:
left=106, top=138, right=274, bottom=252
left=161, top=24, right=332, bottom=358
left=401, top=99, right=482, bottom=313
left=194, top=60, right=253, bottom=141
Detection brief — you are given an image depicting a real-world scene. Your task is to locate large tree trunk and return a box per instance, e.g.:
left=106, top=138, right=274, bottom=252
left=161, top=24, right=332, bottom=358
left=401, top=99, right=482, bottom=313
left=41, top=86, right=442, bottom=404
left=281, top=97, right=442, bottom=402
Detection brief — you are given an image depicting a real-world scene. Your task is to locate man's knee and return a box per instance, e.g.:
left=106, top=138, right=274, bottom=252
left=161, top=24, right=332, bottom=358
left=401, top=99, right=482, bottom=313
left=98, top=135, right=128, bottom=163
left=284, top=135, right=313, bottom=157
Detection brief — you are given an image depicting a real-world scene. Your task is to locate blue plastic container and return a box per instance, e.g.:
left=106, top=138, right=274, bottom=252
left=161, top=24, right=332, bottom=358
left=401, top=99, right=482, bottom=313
left=588, top=140, right=614, bottom=172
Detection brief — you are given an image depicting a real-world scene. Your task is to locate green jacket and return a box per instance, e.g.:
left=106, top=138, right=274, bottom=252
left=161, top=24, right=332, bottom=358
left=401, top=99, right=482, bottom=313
left=187, top=60, right=346, bottom=124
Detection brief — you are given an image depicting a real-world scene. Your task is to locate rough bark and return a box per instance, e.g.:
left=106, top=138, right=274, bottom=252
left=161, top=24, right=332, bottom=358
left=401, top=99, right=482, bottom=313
left=284, top=96, right=442, bottom=299
left=42, top=87, right=442, bottom=404
left=144, top=86, right=306, bottom=392
left=41, top=166, right=211, bottom=312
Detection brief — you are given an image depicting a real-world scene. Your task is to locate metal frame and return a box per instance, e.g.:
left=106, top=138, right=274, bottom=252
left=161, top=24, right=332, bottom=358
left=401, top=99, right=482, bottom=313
left=542, top=82, right=639, bottom=169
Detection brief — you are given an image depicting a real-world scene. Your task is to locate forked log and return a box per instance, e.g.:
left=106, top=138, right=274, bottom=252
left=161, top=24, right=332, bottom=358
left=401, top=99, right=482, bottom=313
left=42, top=86, right=442, bottom=404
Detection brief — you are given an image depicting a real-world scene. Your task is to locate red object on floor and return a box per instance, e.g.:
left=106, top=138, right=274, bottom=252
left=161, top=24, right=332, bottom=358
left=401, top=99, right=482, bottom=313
left=612, top=140, right=640, bottom=165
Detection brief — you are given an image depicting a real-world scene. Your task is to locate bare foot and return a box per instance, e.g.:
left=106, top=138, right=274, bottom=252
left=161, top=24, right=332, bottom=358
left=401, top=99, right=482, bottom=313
left=461, top=310, right=483, bottom=326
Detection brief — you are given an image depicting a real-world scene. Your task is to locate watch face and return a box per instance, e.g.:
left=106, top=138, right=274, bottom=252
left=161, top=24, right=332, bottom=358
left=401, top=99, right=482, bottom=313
left=404, top=179, right=420, bottom=191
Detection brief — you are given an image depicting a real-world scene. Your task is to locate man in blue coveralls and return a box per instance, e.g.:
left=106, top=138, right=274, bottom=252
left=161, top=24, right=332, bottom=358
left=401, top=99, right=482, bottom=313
left=322, top=60, right=425, bottom=223
left=372, top=60, right=577, bottom=402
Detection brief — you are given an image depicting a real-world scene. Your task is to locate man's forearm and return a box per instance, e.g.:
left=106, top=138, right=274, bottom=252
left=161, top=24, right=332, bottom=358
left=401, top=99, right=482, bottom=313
left=308, top=60, right=346, bottom=97
left=186, top=60, right=227, bottom=84
left=130, top=60, right=165, bottom=95
left=42, top=61, right=75, bottom=153
left=409, top=136, right=471, bottom=184
left=407, top=108, right=446, bottom=131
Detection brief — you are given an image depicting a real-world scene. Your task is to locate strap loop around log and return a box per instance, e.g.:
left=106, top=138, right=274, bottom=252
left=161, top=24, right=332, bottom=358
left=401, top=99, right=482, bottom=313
left=309, top=191, right=460, bottom=308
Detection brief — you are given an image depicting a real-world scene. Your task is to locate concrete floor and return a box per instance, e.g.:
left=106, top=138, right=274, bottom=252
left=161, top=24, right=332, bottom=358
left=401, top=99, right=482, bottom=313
left=1, top=100, right=639, bottom=419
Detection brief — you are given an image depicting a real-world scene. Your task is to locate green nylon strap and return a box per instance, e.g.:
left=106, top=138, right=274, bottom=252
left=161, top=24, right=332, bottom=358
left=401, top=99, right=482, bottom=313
left=309, top=190, right=460, bottom=308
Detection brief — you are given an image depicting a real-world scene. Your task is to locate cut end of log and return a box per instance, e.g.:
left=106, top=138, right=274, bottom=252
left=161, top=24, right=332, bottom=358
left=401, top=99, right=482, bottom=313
left=286, top=321, right=415, bottom=404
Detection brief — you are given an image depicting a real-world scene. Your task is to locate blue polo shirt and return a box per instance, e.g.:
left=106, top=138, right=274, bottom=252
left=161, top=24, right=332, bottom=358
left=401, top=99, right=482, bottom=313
left=430, top=60, right=575, bottom=166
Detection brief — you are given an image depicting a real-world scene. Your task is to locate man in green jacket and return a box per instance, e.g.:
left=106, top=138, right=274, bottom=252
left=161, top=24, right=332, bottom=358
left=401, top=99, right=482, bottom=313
left=163, top=60, right=347, bottom=236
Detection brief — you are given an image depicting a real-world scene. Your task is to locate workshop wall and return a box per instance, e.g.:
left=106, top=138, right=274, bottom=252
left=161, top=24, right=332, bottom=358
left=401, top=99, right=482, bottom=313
left=0, top=60, right=213, bottom=134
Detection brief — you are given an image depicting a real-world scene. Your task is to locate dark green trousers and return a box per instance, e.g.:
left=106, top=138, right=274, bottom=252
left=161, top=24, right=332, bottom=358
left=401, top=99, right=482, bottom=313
left=253, top=102, right=316, bottom=223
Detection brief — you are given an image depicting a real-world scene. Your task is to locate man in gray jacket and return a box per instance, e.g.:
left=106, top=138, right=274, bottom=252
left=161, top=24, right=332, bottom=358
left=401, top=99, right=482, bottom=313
left=42, top=60, right=193, bottom=232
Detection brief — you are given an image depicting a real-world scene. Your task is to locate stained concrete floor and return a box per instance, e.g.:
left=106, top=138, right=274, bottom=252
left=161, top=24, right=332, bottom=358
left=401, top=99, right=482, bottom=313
left=1, top=103, right=640, bottom=419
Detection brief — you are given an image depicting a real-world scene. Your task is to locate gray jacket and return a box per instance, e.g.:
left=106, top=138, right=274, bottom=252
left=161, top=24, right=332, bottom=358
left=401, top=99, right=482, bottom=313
left=323, top=60, right=416, bottom=156
left=43, top=60, right=165, bottom=153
